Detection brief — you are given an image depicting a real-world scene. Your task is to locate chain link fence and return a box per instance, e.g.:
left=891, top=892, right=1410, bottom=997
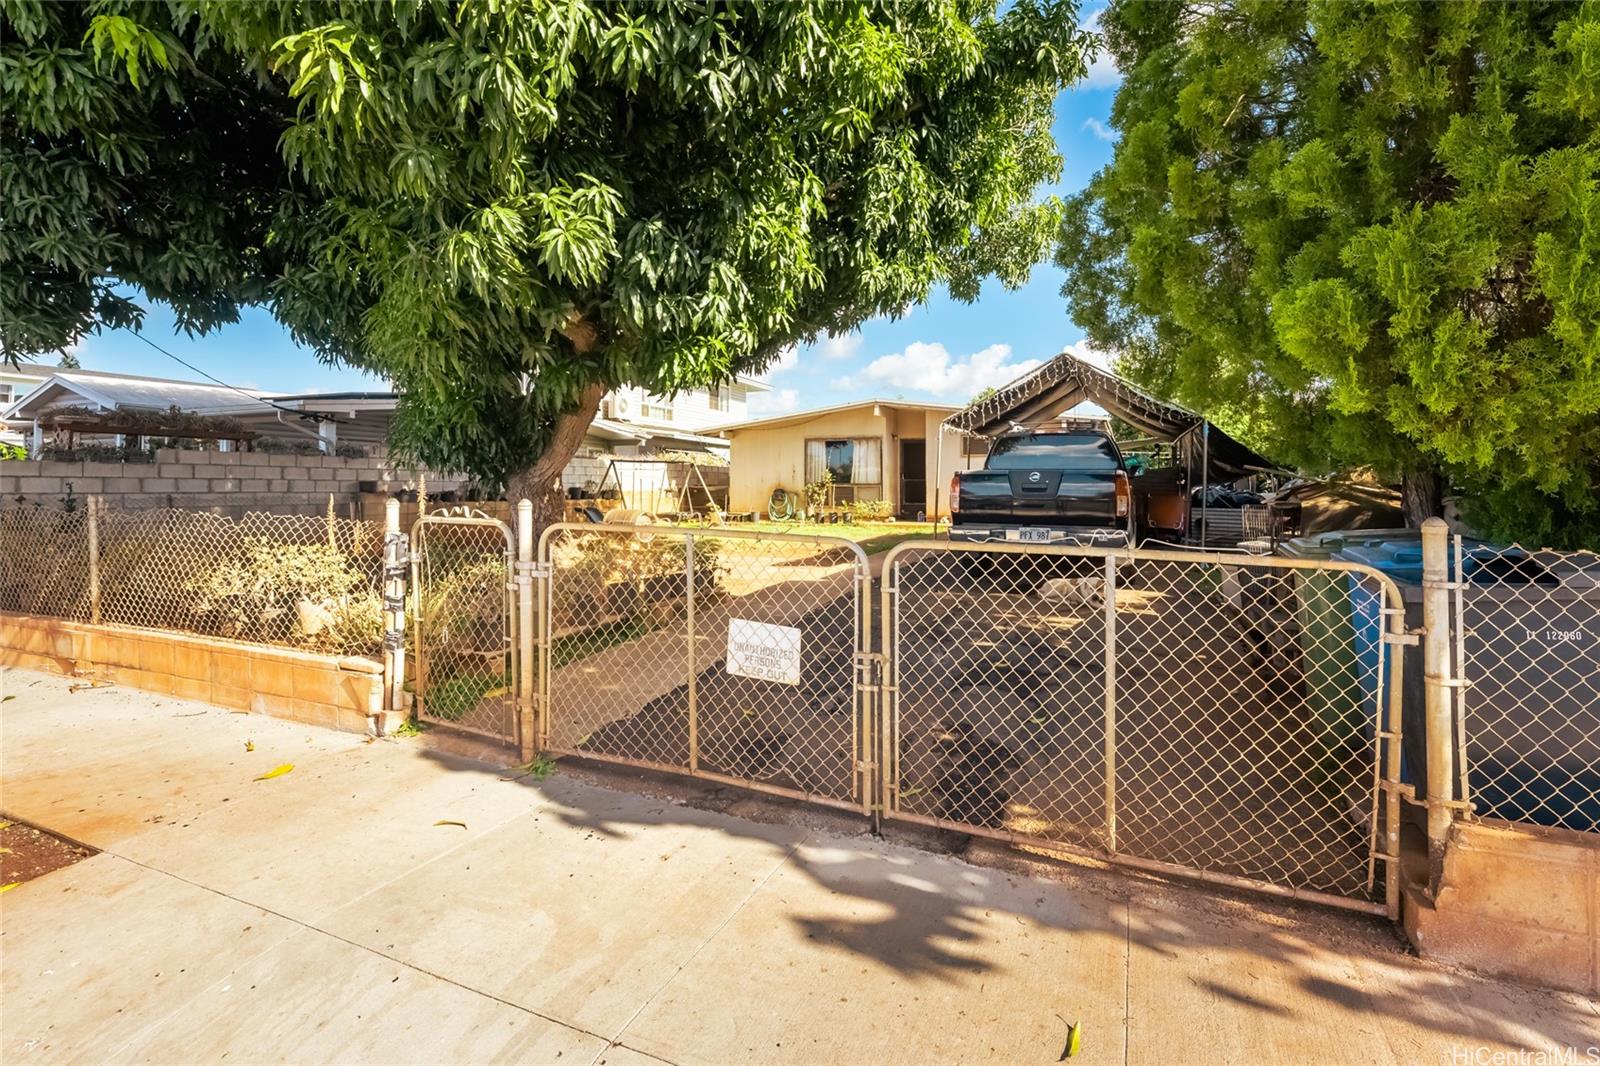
left=1456, top=539, right=1600, bottom=833
left=884, top=544, right=1401, bottom=910
left=411, top=514, right=517, bottom=743
left=540, top=524, right=869, bottom=809
left=0, top=499, right=386, bottom=657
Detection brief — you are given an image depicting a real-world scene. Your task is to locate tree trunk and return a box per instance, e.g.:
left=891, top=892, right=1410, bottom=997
left=1401, top=465, right=1444, bottom=528
left=505, top=382, right=607, bottom=546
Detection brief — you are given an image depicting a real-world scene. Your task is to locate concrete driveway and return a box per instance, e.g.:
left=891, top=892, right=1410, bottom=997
left=2, top=666, right=1595, bottom=1065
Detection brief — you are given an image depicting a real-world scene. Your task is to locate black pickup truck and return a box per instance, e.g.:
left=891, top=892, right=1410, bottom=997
left=949, top=428, right=1131, bottom=546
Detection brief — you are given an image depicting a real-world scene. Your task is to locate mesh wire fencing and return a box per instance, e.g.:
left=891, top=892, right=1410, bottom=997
left=541, top=525, right=868, bottom=808
left=885, top=545, right=1397, bottom=907
left=0, top=504, right=92, bottom=618
left=411, top=515, right=517, bottom=743
left=1456, top=540, right=1600, bottom=833
left=0, top=501, right=386, bottom=657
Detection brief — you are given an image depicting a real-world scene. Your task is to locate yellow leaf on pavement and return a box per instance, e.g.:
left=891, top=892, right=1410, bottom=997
left=254, top=763, right=294, bottom=781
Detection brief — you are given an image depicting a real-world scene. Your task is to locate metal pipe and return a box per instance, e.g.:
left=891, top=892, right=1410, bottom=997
left=1103, top=552, right=1118, bottom=854
left=685, top=533, right=698, bottom=774
left=1420, top=517, right=1457, bottom=893
left=516, top=499, right=536, bottom=764
left=1200, top=420, right=1210, bottom=548
left=86, top=494, right=101, bottom=626
left=383, top=498, right=406, bottom=719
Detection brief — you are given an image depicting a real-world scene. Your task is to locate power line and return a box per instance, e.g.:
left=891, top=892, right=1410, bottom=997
left=113, top=327, right=334, bottom=423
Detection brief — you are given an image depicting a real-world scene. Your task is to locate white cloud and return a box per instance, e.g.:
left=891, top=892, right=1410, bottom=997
left=1078, top=7, right=1123, bottom=90
left=754, top=343, right=799, bottom=381
left=1064, top=338, right=1115, bottom=370
left=748, top=387, right=799, bottom=415
left=1081, top=117, right=1117, bottom=143
left=820, top=332, right=863, bottom=360
left=834, top=342, right=1044, bottom=399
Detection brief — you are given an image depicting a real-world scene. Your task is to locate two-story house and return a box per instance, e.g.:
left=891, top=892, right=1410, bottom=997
left=562, top=378, right=769, bottom=494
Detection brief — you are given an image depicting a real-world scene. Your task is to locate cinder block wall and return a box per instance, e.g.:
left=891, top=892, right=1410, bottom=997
left=0, top=449, right=470, bottom=518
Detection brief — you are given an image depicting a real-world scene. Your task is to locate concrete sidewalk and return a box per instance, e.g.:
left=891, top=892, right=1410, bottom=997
left=2, top=666, right=1595, bottom=1065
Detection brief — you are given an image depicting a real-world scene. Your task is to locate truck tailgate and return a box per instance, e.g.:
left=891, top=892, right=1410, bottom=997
left=957, top=470, right=1122, bottom=526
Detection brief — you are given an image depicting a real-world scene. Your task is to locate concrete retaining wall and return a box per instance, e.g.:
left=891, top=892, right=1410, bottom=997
left=0, top=613, right=385, bottom=736
left=1404, top=818, right=1599, bottom=995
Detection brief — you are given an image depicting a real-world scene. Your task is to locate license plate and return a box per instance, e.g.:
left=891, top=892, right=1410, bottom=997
left=1016, top=527, right=1051, bottom=543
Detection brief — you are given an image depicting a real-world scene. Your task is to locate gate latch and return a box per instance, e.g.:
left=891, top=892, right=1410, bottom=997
left=1382, top=631, right=1419, bottom=646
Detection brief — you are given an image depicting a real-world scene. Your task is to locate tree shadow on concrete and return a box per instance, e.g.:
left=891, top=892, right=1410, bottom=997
left=421, top=747, right=1599, bottom=1056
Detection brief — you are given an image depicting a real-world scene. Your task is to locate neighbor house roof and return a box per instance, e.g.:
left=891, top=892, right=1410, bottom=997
left=709, top=398, right=962, bottom=435
left=4, top=369, right=272, bottom=423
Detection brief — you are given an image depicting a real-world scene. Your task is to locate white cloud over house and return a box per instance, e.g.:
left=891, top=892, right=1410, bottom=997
left=833, top=342, right=1045, bottom=398
left=747, top=386, right=799, bottom=414
left=819, top=332, right=863, bottom=360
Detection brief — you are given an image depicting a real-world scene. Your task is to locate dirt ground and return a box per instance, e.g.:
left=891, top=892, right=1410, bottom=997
left=1, top=819, right=93, bottom=888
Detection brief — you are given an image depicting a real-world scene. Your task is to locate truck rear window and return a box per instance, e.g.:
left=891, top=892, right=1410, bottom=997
left=985, top=433, right=1121, bottom=471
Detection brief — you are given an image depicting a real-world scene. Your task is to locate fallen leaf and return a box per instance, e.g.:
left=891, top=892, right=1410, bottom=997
left=0, top=882, right=19, bottom=894
left=482, top=686, right=510, bottom=699
left=244, top=740, right=255, bottom=752
left=2, top=694, right=14, bottom=702
left=1056, top=1017, right=1081, bottom=1060
left=254, top=763, right=294, bottom=781
left=433, top=819, right=468, bottom=829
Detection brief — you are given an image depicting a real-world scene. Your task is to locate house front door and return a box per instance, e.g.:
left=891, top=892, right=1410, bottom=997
left=899, top=439, right=926, bottom=518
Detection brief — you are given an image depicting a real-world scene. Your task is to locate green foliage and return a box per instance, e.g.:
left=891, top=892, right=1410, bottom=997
left=420, top=670, right=508, bottom=724
left=1058, top=1, right=1600, bottom=546
left=186, top=537, right=380, bottom=650
left=4, top=0, right=1092, bottom=492
left=804, top=470, right=836, bottom=515
left=846, top=498, right=895, bottom=522
left=0, top=442, right=27, bottom=462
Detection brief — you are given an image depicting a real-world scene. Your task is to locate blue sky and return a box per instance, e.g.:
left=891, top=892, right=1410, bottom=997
left=64, top=8, right=1119, bottom=414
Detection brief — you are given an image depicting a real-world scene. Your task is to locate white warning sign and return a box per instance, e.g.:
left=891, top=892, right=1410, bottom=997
left=726, top=618, right=802, bottom=685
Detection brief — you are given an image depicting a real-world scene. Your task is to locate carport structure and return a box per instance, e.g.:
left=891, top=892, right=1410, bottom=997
left=937, top=350, right=1277, bottom=542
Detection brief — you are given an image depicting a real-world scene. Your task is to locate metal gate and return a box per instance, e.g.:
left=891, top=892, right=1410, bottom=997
left=538, top=524, right=872, bottom=812
left=411, top=509, right=520, bottom=746
left=880, top=542, right=1407, bottom=916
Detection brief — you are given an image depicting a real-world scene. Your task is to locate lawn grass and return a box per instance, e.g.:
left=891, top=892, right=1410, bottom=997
left=703, top=520, right=942, bottom=555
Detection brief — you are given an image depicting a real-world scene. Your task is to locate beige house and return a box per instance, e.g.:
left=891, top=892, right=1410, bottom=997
left=713, top=399, right=979, bottom=519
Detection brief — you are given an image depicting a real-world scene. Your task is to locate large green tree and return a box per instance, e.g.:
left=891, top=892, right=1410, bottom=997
left=1057, top=0, right=1600, bottom=545
left=3, top=0, right=1089, bottom=527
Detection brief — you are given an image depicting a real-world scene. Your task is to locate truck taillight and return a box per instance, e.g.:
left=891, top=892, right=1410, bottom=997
left=950, top=473, right=961, bottom=513
left=1115, top=470, right=1130, bottom=518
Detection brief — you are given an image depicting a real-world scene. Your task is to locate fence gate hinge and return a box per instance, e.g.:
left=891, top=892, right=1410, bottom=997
left=514, top=561, right=549, bottom=579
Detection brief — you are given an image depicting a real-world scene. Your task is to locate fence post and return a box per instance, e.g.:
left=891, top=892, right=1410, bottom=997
left=382, top=499, right=407, bottom=725
left=86, top=494, right=101, bottom=625
left=1421, top=517, right=1457, bottom=891
left=685, top=532, right=698, bottom=773
left=515, top=499, right=537, bottom=765
left=1103, top=552, right=1118, bottom=855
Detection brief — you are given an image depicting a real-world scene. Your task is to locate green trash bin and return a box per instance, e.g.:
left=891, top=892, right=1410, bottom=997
left=1278, top=534, right=1368, bottom=796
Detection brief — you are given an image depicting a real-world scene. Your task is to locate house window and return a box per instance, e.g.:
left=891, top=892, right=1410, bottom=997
left=804, top=437, right=883, bottom=504
left=0, top=384, right=12, bottom=406
left=641, top=395, right=674, bottom=421
left=707, top=386, right=731, bottom=412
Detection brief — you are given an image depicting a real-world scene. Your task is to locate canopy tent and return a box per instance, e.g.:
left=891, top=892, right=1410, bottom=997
left=936, top=349, right=1281, bottom=543
left=942, top=349, right=1276, bottom=481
